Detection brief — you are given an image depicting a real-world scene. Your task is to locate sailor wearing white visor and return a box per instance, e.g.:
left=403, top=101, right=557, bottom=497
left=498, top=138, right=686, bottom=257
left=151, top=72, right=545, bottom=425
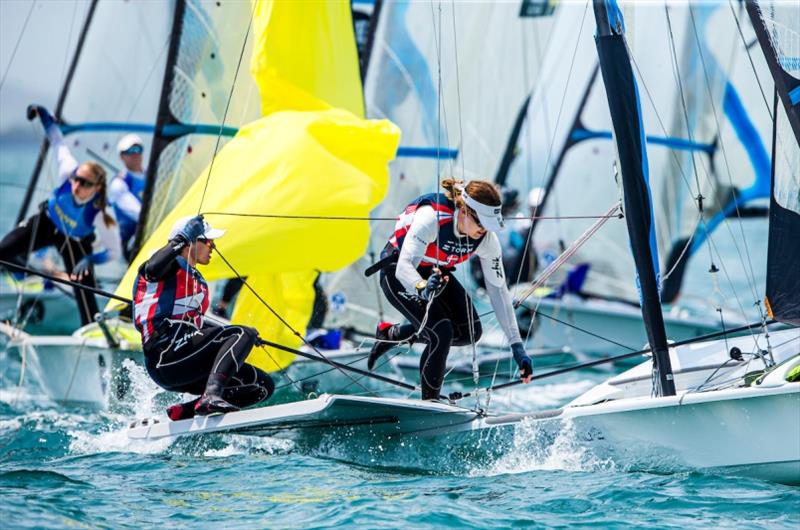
left=365, top=178, right=534, bottom=400
left=133, top=215, right=274, bottom=419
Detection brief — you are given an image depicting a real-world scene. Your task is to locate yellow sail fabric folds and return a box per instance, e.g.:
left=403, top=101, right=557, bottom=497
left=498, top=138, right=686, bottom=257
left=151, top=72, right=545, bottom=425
left=250, top=0, right=365, bottom=118
left=112, top=0, right=400, bottom=372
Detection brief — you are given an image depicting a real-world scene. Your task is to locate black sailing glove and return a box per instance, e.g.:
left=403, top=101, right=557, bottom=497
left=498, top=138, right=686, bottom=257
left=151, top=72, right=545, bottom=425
left=417, top=271, right=446, bottom=302
left=511, top=342, right=533, bottom=382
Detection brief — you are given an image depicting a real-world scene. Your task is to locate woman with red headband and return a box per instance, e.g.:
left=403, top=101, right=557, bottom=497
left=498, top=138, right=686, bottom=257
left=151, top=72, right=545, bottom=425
left=367, top=178, right=533, bottom=400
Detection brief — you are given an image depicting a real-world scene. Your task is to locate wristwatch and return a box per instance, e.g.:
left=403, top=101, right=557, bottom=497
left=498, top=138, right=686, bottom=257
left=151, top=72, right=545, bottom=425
left=415, top=279, right=428, bottom=292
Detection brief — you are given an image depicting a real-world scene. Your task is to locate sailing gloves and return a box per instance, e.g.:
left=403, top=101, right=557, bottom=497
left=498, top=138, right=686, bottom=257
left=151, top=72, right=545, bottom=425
left=176, top=215, right=206, bottom=245
left=70, top=256, right=92, bottom=280
left=26, top=105, right=55, bottom=130
left=511, top=342, right=533, bottom=382
left=417, top=270, right=447, bottom=301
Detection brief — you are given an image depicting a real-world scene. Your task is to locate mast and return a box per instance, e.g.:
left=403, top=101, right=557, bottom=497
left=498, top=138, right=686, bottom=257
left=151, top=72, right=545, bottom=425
left=16, top=0, right=99, bottom=225
left=592, top=0, right=676, bottom=396
left=131, top=0, right=186, bottom=258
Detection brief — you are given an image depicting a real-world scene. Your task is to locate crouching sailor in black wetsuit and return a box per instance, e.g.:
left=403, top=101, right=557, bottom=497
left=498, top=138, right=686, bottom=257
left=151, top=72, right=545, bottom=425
left=133, top=215, right=274, bottom=420
left=367, top=178, right=534, bottom=400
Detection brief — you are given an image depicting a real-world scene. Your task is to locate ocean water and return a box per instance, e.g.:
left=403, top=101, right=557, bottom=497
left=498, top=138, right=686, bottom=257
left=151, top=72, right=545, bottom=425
left=1, top=142, right=798, bottom=528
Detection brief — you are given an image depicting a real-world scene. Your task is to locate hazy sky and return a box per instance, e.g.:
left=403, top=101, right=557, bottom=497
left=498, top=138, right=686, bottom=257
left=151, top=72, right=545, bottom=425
left=0, top=0, right=92, bottom=134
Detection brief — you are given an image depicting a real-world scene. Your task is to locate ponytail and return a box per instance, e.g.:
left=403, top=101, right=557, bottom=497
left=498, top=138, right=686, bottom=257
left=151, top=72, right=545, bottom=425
left=83, top=161, right=116, bottom=227
left=441, top=177, right=501, bottom=213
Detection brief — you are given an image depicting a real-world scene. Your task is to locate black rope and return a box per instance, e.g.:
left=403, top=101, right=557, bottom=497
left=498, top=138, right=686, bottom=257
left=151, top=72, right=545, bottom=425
left=211, top=246, right=419, bottom=397
left=0, top=259, right=130, bottom=304
left=477, top=301, right=638, bottom=352
left=456, top=318, right=777, bottom=400
left=258, top=337, right=423, bottom=394
left=201, top=211, right=620, bottom=222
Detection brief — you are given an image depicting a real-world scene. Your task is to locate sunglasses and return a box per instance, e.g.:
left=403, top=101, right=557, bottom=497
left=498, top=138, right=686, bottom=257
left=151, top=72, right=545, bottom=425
left=467, top=209, right=484, bottom=229
left=121, top=145, right=144, bottom=155
left=197, top=238, right=214, bottom=247
left=70, top=172, right=98, bottom=189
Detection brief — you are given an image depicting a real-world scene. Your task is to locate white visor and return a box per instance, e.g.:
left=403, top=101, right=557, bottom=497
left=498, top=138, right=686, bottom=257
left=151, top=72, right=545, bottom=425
left=169, top=216, right=226, bottom=241
left=462, top=191, right=504, bottom=232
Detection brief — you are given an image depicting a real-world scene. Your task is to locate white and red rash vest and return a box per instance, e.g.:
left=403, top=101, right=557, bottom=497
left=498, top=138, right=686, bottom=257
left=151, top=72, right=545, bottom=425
left=388, top=193, right=485, bottom=268
left=132, top=256, right=210, bottom=343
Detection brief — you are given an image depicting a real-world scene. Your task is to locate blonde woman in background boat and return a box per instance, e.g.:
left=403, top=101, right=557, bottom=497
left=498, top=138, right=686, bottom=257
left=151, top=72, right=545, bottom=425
left=0, top=105, right=120, bottom=325
left=366, top=178, right=534, bottom=400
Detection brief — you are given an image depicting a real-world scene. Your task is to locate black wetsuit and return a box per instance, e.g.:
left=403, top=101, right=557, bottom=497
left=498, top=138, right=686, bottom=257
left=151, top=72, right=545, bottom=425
left=379, top=252, right=482, bottom=400
left=136, top=241, right=274, bottom=409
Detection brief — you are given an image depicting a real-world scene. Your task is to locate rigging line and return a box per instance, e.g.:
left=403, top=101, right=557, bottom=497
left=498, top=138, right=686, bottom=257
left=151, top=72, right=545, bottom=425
left=274, top=340, right=412, bottom=393
left=728, top=0, right=772, bottom=120
left=459, top=316, right=779, bottom=399
left=688, top=5, right=761, bottom=305
left=125, top=34, right=173, bottom=122
left=662, top=5, right=707, bottom=202
left=661, top=212, right=701, bottom=281
left=196, top=0, right=256, bottom=215
left=201, top=211, right=621, bottom=222
left=210, top=247, right=377, bottom=396
left=537, top=1, right=590, bottom=211
left=517, top=302, right=637, bottom=352
left=447, top=2, right=479, bottom=396
left=57, top=0, right=81, bottom=102
left=257, top=337, right=427, bottom=395
left=0, top=259, right=130, bottom=304
left=428, top=0, right=454, bottom=178
left=0, top=0, right=36, bottom=92
left=513, top=202, right=622, bottom=308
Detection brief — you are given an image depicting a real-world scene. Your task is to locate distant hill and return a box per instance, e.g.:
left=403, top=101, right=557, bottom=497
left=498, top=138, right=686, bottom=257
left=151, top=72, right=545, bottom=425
left=0, top=78, right=54, bottom=139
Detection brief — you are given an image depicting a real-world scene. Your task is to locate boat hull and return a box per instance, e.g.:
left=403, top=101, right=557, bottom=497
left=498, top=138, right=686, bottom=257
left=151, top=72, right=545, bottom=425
left=485, top=384, right=800, bottom=485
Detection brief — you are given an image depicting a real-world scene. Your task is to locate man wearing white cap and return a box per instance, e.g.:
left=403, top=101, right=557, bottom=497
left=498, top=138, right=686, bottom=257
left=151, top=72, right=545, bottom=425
left=108, top=134, right=147, bottom=260
left=365, top=178, right=533, bottom=400
left=132, top=215, right=274, bottom=419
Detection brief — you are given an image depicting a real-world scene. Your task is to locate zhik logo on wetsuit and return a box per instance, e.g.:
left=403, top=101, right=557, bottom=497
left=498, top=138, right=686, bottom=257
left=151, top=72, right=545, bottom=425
left=175, top=329, right=202, bottom=350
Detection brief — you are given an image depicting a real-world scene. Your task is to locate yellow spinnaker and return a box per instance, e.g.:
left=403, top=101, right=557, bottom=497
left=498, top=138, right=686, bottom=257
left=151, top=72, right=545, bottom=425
left=250, top=0, right=365, bottom=118
left=113, top=0, right=400, bottom=372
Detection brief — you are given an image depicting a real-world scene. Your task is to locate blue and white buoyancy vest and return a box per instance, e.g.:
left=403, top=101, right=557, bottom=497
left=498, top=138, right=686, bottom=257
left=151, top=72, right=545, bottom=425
left=46, top=180, right=100, bottom=239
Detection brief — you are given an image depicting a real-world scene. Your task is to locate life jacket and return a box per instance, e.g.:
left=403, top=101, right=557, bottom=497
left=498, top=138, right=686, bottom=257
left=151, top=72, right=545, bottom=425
left=112, top=171, right=146, bottom=244
left=46, top=180, right=100, bottom=239
left=132, top=256, right=209, bottom=344
left=388, top=193, right=485, bottom=268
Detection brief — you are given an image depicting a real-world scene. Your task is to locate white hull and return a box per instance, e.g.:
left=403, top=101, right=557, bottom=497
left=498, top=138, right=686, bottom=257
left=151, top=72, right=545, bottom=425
left=0, top=322, right=143, bottom=407
left=479, top=383, right=799, bottom=485
left=0, top=286, right=82, bottom=336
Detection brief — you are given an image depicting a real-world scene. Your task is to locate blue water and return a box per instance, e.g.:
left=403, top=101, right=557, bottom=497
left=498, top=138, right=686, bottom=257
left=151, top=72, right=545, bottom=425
left=1, top=142, right=798, bottom=528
